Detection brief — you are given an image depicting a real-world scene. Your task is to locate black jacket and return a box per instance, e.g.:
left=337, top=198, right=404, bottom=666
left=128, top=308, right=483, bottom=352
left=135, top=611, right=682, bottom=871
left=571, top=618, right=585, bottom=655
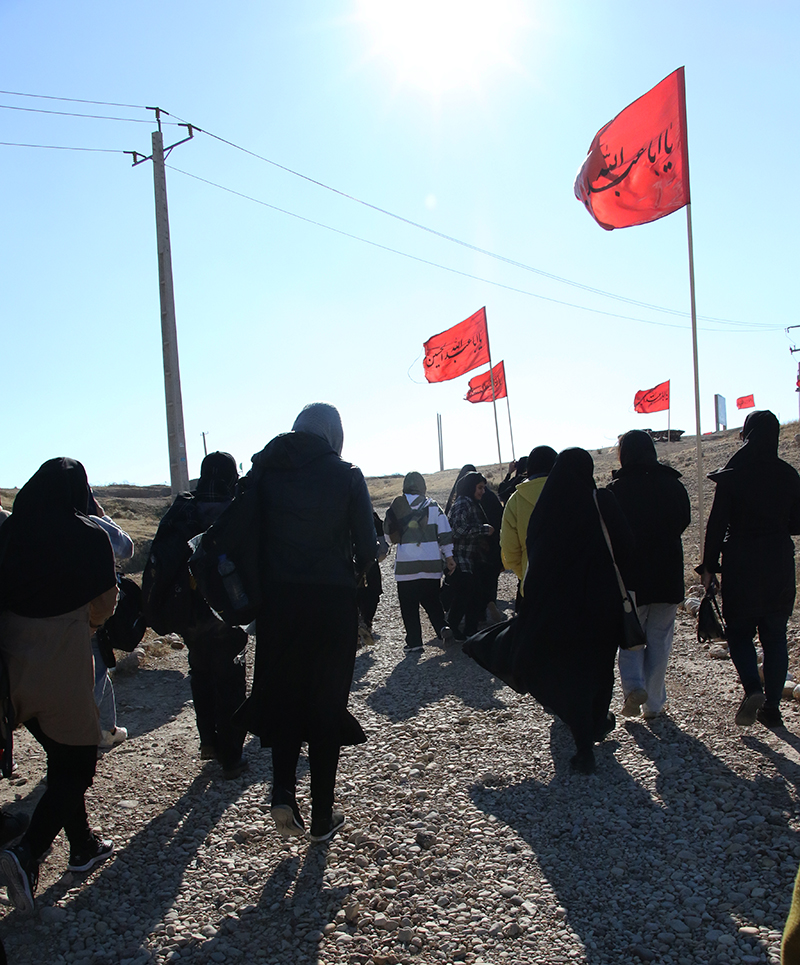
left=251, top=431, right=376, bottom=588
left=607, top=462, right=691, bottom=605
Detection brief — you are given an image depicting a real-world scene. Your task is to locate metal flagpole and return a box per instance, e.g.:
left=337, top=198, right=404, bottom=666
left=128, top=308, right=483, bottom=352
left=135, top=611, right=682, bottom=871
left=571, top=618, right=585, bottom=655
left=686, top=203, right=704, bottom=534
left=505, top=382, right=516, bottom=462
left=483, top=308, right=503, bottom=465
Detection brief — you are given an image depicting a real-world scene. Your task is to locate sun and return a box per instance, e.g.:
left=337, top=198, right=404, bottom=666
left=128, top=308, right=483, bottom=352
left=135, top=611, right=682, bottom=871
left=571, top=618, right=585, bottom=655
left=355, top=0, right=530, bottom=99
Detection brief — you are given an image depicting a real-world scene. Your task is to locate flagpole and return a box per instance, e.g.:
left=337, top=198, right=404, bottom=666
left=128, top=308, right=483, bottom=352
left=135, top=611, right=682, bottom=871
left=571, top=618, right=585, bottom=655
left=483, top=308, right=503, bottom=465
left=506, top=394, right=516, bottom=462
left=686, top=202, right=704, bottom=535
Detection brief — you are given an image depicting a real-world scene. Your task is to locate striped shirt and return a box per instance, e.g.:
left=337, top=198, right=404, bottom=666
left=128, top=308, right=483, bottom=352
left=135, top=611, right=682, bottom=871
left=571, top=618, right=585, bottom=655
left=389, top=495, right=454, bottom=582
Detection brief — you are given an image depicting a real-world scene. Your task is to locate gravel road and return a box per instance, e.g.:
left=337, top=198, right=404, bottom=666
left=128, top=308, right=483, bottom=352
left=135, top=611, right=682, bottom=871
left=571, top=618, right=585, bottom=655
left=2, top=561, right=799, bottom=965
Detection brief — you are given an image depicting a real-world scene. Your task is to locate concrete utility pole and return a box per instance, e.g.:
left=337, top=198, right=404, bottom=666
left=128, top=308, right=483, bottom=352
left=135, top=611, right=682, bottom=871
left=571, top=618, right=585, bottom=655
left=128, top=110, right=195, bottom=495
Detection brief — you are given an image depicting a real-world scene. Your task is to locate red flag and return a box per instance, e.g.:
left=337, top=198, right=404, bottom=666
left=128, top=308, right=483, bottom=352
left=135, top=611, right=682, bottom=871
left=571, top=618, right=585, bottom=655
left=423, top=308, right=489, bottom=383
left=736, top=394, right=755, bottom=410
left=575, top=68, right=690, bottom=230
left=634, top=380, right=670, bottom=413
left=465, top=361, right=507, bottom=404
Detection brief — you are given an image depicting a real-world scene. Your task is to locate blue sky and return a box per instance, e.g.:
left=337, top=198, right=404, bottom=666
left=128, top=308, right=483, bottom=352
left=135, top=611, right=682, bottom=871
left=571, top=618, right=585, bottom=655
left=1, top=1, right=797, bottom=486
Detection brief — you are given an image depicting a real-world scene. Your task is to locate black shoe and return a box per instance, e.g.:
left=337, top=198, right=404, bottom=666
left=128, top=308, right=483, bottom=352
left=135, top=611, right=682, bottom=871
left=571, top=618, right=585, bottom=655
left=0, top=812, right=29, bottom=850
left=735, top=692, right=765, bottom=727
left=68, top=833, right=114, bottom=873
left=0, top=843, right=38, bottom=912
left=757, top=705, right=785, bottom=728
left=222, top=758, right=249, bottom=780
left=403, top=643, right=423, bottom=653
left=199, top=744, right=217, bottom=761
left=570, top=750, right=597, bottom=775
left=270, top=787, right=305, bottom=838
left=310, top=809, right=345, bottom=843
left=594, top=711, right=616, bottom=743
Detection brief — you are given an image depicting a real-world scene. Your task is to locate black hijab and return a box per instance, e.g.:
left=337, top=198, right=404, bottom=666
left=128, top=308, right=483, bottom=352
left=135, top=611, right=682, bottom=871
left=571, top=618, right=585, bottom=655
left=526, top=447, right=598, bottom=580
left=455, top=471, right=486, bottom=501
left=711, top=409, right=780, bottom=478
left=0, top=457, right=116, bottom=618
left=195, top=451, right=238, bottom=502
left=446, top=464, right=477, bottom=514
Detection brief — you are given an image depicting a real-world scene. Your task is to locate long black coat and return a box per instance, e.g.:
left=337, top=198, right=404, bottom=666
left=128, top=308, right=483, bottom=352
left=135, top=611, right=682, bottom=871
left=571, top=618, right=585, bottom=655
left=512, top=449, right=634, bottom=751
left=607, top=462, right=690, bottom=605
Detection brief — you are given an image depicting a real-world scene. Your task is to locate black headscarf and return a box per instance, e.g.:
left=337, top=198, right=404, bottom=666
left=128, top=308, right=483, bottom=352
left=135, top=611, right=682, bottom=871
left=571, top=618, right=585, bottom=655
left=525, top=448, right=598, bottom=580
left=0, top=457, right=116, bottom=618
left=618, top=430, right=658, bottom=467
left=195, top=451, right=238, bottom=502
left=527, top=446, right=557, bottom=477
left=711, top=410, right=780, bottom=477
left=446, top=464, right=477, bottom=514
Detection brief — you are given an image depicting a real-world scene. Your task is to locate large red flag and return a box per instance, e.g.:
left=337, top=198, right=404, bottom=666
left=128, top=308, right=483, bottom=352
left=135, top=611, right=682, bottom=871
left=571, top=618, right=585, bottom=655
left=575, top=68, right=690, bottom=231
left=465, top=361, right=507, bottom=404
left=634, top=380, right=670, bottom=413
left=423, top=308, right=489, bottom=383
left=736, top=394, right=755, bottom=410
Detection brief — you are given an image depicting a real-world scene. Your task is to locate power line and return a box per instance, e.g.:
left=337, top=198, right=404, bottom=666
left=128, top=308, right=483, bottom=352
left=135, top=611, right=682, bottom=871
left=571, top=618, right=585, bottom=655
left=167, top=164, right=778, bottom=335
left=185, top=120, right=757, bottom=329
left=0, top=141, right=127, bottom=153
left=0, top=89, right=149, bottom=110
left=0, top=103, right=177, bottom=124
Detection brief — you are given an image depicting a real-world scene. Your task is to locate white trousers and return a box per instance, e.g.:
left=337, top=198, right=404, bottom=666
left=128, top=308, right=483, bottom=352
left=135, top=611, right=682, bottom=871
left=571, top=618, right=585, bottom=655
left=618, top=602, right=678, bottom=715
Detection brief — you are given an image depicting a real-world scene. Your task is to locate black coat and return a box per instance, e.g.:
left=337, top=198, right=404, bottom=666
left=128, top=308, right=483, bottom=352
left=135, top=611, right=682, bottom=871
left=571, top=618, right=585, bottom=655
left=702, top=410, right=800, bottom=623
left=251, top=431, right=377, bottom=588
left=607, top=462, right=690, bottom=605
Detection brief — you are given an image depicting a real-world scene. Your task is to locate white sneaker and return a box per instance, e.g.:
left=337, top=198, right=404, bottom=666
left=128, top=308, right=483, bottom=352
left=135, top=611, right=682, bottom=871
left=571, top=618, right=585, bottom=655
left=100, top=726, right=128, bottom=748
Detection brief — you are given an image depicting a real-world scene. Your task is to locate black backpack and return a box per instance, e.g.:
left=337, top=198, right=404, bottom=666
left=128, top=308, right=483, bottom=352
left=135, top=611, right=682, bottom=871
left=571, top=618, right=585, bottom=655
left=141, top=495, right=195, bottom=636
left=95, top=576, right=147, bottom=668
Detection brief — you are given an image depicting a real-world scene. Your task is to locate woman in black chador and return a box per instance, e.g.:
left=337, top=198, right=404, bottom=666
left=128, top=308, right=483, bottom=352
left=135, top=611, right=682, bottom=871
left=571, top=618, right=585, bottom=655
left=699, top=410, right=800, bottom=728
left=512, top=448, right=633, bottom=774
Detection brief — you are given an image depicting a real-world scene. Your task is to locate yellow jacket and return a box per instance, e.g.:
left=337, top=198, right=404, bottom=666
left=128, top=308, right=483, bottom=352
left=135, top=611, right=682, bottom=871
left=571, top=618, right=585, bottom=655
left=500, top=476, right=548, bottom=592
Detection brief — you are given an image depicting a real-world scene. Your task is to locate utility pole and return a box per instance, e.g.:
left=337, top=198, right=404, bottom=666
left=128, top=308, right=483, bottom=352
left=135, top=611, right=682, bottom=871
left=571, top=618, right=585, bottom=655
left=787, top=325, right=800, bottom=425
left=127, top=109, right=196, bottom=495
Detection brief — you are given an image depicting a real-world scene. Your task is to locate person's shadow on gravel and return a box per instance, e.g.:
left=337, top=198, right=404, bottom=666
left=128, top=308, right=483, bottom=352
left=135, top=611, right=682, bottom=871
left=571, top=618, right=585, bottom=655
left=28, top=769, right=255, bottom=957
left=195, top=843, right=352, bottom=964
left=470, top=714, right=799, bottom=964
left=366, top=643, right=506, bottom=722
left=111, top=666, right=191, bottom=741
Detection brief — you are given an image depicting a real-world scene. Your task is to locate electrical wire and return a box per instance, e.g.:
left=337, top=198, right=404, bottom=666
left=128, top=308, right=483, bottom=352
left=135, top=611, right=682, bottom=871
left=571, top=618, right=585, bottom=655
left=0, top=89, right=149, bottom=110
left=182, top=120, right=758, bottom=329
left=166, top=164, right=779, bottom=335
left=0, top=141, right=127, bottom=153
left=0, top=104, right=178, bottom=124
left=0, top=89, right=782, bottom=333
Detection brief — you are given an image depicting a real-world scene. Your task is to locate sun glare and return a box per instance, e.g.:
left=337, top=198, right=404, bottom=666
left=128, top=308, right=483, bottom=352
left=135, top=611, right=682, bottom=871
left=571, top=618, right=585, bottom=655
left=355, top=0, right=530, bottom=99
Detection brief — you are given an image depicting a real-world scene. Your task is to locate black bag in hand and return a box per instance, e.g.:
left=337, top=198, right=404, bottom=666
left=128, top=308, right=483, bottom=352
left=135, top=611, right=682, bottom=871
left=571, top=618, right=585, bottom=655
left=697, top=591, right=727, bottom=643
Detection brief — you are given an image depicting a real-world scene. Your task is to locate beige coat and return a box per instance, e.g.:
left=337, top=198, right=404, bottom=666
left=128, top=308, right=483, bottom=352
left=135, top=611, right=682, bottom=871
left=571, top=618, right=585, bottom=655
left=0, top=586, right=117, bottom=745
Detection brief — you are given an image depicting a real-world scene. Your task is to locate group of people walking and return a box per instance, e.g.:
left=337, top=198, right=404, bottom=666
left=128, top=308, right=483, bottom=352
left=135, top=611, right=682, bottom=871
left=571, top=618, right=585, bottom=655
left=0, top=405, right=797, bottom=916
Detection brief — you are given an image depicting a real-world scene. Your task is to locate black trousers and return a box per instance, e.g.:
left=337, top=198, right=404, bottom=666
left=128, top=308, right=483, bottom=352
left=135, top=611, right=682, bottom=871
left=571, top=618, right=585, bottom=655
left=256, top=584, right=359, bottom=825
left=357, top=561, right=382, bottom=628
left=184, top=620, right=247, bottom=768
left=397, top=579, right=446, bottom=648
left=23, top=718, right=97, bottom=860
left=448, top=569, right=484, bottom=637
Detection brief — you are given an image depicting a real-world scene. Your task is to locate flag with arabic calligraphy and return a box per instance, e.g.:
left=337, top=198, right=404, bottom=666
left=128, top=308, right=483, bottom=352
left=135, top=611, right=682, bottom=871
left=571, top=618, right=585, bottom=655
left=634, top=380, right=670, bottom=413
left=736, top=394, right=755, bottom=410
left=574, top=68, right=690, bottom=230
left=423, top=308, right=489, bottom=383
left=465, top=361, right=507, bottom=404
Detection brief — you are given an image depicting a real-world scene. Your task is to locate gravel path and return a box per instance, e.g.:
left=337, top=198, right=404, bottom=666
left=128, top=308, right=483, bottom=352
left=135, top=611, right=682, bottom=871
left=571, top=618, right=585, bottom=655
left=2, top=564, right=799, bottom=965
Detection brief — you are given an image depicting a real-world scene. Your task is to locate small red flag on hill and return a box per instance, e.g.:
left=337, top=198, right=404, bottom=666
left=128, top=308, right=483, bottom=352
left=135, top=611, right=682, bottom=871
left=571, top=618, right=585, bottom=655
left=736, top=394, right=755, bottom=410
left=465, top=361, right=506, bottom=404
left=634, top=380, right=670, bottom=413
left=423, top=308, right=489, bottom=383
left=575, top=68, right=690, bottom=230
